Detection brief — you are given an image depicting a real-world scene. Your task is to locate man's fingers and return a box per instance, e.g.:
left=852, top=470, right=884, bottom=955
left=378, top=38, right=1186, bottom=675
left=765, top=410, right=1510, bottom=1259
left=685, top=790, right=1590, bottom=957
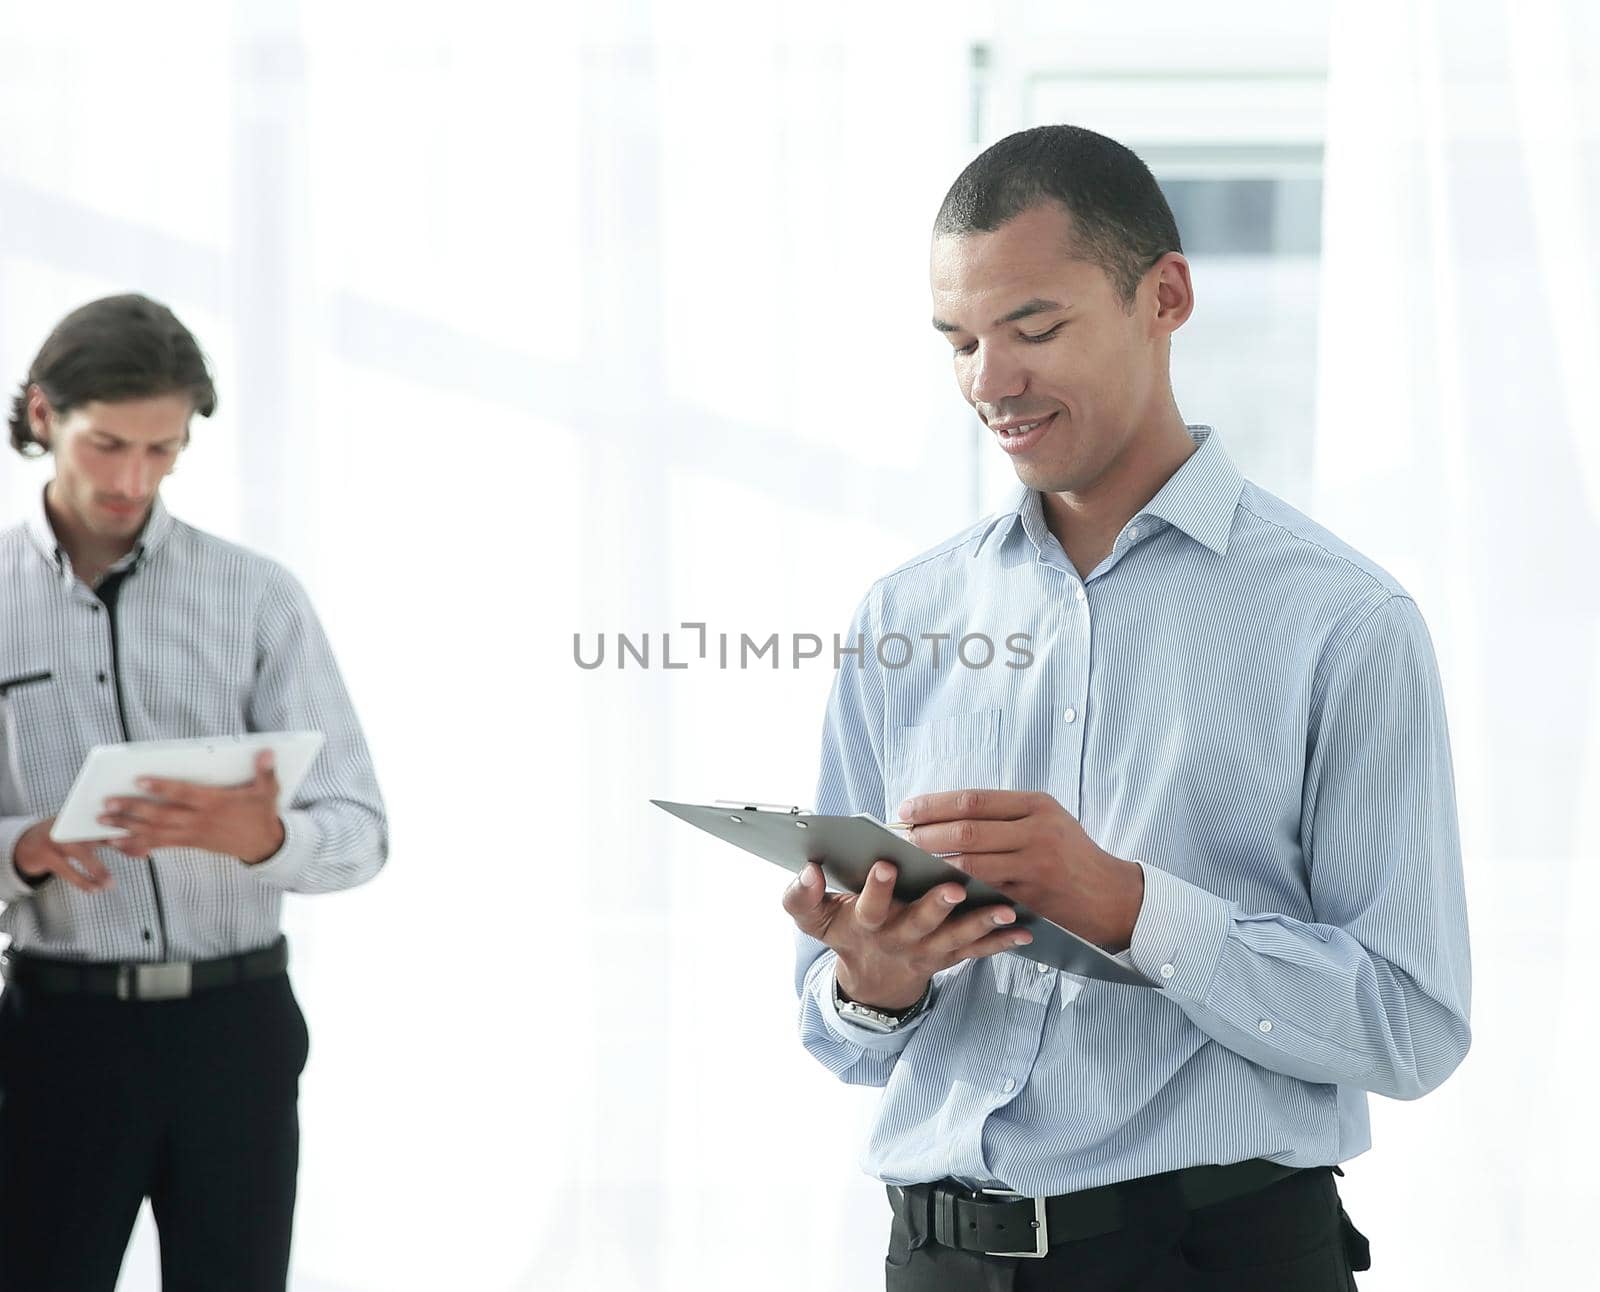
left=52, top=861, right=102, bottom=893
left=908, top=818, right=1027, bottom=857
left=782, top=863, right=839, bottom=937
left=958, top=924, right=1034, bottom=963
left=133, top=777, right=205, bottom=807
left=898, top=881, right=971, bottom=941
left=853, top=861, right=900, bottom=930
left=57, top=844, right=113, bottom=892
left=254, top=751, right=280, bottom=795
left=898, top=789, right=1035, bottom=826
left=948, top=854, right=1020, bottom=891
left=927, top=903, right=1022, bottom=960
left=782, top=863, right=825, bottom=914
left=99, top=798, right=188, bottom=830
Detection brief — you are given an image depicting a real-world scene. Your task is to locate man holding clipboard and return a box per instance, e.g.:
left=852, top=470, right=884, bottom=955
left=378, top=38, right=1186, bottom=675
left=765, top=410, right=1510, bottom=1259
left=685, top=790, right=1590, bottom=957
left=0, top=295, right=387, bottom=1290
left=784, top=127, right=1470, bottom=1289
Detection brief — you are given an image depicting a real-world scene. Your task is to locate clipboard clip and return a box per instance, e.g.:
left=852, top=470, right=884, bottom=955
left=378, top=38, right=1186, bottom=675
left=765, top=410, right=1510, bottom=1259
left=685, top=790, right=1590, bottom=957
left=711, top=799, right=805, bottom=815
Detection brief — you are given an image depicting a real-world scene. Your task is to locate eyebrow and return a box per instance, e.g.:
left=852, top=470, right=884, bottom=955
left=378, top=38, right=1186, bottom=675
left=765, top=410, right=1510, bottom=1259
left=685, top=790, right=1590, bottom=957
left=89, top=431, right=185, bottom=448
left=931, top=298, right=1069, bottom=333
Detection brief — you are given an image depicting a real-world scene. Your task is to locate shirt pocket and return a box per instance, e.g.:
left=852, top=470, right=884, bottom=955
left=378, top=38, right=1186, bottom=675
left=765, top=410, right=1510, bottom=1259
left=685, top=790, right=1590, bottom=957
left=886, top=708, right=1004, bottom=811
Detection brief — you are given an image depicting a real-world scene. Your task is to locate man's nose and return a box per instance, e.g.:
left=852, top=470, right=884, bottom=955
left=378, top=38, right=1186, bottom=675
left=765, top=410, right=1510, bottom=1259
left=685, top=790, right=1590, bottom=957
left=116, top=455, right=157, bottom=500
left=969, top=344, right=1027, bottom=409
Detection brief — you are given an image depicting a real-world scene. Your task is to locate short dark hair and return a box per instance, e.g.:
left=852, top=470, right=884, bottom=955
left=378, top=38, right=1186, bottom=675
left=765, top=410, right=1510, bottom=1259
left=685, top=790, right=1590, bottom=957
left=8, top=293, right=217, bottom=457
left=934, top=125, right=1183, bottom=309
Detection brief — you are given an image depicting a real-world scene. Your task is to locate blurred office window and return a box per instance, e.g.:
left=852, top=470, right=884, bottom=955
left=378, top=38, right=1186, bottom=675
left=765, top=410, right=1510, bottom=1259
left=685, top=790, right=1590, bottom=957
left=971, top=7, right=1332, bottom=511
left=1315, top=1, right=1600, bottom=1287
left=1155, top=161, right=1323, bottom=502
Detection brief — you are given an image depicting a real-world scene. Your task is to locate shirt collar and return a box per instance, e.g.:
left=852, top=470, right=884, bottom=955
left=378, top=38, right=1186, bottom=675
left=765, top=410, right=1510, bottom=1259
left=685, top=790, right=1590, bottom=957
left=1135, top=425, right=1243, bottom=556
left=24, top=485, right=176, bottom=580
left=984, top=424, right=1244, bottom=561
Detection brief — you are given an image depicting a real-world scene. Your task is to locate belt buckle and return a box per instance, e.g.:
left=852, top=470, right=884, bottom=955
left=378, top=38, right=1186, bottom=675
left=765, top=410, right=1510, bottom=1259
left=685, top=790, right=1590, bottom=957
left=979, top=1188, right=1049, bottom=1258
left=117, top=962, right=193, bottom=1001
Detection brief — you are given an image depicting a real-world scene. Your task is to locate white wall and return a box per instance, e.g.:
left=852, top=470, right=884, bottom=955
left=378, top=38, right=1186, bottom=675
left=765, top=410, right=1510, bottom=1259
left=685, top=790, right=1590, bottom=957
left=2, top=1, right=1593, bottom=1288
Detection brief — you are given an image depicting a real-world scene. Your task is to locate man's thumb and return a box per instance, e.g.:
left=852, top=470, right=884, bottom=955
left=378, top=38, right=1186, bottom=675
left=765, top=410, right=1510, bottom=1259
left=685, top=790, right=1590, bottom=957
left=781, top=863, right=827, bottom=928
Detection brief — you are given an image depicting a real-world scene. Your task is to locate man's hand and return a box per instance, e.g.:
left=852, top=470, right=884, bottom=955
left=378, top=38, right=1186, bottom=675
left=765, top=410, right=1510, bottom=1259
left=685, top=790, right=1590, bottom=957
left=13, top=818, right=115, bottom=893
left=96, top=751, right=286, bottom=865
left=782, top=859, right=1032, bottom=1012
left=898, top=789, right=1144, bottom=951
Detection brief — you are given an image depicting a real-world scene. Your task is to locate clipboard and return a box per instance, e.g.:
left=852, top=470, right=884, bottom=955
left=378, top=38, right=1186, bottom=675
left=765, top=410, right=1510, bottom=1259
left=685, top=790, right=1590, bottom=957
left=651, top=798, right=1151, bottom=987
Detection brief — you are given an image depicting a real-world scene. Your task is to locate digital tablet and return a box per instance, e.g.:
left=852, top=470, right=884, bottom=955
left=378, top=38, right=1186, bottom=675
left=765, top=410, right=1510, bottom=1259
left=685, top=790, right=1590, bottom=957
left=51, top=731, right=325, bottom=843
left=651, top=798, right=1150, bottom=987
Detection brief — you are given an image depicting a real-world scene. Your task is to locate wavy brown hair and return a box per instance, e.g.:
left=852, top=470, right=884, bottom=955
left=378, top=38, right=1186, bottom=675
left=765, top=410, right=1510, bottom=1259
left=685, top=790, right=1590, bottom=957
left=9, top=294, right=216, bottom=456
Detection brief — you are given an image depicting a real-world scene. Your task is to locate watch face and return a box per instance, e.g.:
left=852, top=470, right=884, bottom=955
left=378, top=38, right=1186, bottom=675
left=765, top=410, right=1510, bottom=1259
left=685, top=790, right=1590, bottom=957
left=833, top=972, right=930, bottom=1032
left=840, top=1002, right=899, bottom=1033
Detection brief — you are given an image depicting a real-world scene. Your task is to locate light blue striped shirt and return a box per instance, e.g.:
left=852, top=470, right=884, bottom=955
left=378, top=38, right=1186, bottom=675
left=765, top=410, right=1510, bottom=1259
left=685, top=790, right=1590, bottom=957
left=795, top=426, right=1471, bottom=1194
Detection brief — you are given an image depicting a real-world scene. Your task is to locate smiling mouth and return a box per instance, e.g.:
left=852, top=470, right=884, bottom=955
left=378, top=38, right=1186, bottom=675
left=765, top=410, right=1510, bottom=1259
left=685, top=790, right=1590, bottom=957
left=990, top=411, right=1057, bottom=453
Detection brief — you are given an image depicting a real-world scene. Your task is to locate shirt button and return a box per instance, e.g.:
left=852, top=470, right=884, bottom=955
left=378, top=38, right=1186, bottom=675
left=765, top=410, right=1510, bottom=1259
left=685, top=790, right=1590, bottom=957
left=1128, top=526, right=1140, bottom=542
left=1036, top=961, right=1049, bottom=973
left=1074, top=585, right=1086, bottom=601
left=1159, top=964, right=1175, bottom=979
left=1002, top=1078, right=1016, bottom=1093
left=1063, top=707, right=1077, bottom=724
left=97, top=671, right=108, bottom=684
left=1259, top=1020, right=1273, bottom=1033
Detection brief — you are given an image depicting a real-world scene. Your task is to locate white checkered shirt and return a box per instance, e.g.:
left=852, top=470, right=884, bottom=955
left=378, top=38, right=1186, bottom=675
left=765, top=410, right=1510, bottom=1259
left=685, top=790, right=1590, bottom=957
left=0, top=487, right=387, bottom=961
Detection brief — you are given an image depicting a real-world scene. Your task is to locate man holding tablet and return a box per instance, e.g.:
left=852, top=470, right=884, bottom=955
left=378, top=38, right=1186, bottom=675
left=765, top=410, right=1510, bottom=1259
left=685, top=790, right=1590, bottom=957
left=784, top=126, right=1470, bottom=1289
left=0, top=295, right=387, bottom=1290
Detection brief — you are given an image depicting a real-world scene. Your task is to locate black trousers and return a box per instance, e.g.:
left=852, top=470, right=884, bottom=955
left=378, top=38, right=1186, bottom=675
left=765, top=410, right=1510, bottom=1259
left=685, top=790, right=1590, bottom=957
left=0, top=972, right=309, bottom=1291
left=886, top=1167, right=1367, bottom=1291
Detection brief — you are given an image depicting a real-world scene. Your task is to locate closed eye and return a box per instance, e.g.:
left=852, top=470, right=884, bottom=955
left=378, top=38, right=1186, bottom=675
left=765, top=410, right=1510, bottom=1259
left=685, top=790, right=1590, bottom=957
left=949, top=320, right=1063, bottom=355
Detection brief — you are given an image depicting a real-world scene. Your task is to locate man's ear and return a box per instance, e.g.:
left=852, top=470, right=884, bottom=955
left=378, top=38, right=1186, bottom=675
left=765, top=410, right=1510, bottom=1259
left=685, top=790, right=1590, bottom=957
left=1153, top=253, right=1194, bottom=332
left=25, top=386, right=53, bottom=450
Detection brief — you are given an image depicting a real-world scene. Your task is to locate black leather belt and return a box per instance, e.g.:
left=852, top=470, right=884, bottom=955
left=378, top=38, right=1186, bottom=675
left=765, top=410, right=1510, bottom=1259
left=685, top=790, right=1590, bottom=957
left=890, top=1158, right=1308, bottom=1259
left=0, top=936, right=289, bottom=1002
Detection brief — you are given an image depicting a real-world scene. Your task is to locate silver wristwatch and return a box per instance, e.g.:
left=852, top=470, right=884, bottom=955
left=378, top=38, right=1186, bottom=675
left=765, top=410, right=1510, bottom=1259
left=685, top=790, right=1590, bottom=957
left=832, top=971, right=933, bottom=1034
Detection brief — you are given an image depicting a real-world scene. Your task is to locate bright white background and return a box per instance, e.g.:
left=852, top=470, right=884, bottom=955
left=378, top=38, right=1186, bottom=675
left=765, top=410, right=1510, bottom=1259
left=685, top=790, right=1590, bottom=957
left=0, top=1, right=1594, bottom=1288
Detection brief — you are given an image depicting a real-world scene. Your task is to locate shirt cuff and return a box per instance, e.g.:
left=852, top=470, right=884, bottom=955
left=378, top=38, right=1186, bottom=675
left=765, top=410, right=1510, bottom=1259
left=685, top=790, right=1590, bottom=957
left=1127, top=860, right=1233, bottom=1001
left=0, top=817, right=44, bottom=904
left=240, top=809, right=319, bottom=889
left=813, top=958, right=928, bottom=1056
